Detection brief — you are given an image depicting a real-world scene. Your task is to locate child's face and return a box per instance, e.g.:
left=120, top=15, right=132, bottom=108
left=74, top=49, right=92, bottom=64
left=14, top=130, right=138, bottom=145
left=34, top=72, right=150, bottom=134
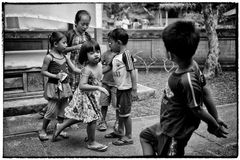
left=76, top=14, right=90, bottom=33
left=87, top=50, right=101, bottom=64
left=108, top=38, right=120, bottom=53
left=55, top=37, right=67, bottom=53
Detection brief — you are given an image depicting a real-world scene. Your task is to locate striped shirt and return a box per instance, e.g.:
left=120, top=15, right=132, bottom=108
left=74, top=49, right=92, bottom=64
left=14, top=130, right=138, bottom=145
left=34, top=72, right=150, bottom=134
left=159, top=61, right=206, bottom=139
left=112, top=50, right=135, bottom=90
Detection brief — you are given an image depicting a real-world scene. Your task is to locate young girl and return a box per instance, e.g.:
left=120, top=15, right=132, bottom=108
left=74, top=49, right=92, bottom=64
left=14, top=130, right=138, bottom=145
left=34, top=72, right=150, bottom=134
left=38, top=10, right=91, bottom=118
left=52, top=39, right=109, bottom=152
left=38, top=31, right=82, bottom=141
left=65, top=10, right=92, bottom=92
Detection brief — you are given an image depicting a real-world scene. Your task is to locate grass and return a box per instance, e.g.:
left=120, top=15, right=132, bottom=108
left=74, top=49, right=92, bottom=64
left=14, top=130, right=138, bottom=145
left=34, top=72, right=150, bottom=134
left=106, top=70, right=237, bottom=121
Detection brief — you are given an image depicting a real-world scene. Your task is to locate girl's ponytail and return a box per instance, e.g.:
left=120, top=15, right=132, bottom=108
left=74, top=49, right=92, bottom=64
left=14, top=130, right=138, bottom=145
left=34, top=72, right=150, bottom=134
left=47, top=33, right=51, bottom=55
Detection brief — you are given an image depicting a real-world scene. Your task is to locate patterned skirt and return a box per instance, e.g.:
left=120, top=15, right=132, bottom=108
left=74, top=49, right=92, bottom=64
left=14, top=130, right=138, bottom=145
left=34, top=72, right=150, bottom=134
left=64, top=87, right=102, bottom=123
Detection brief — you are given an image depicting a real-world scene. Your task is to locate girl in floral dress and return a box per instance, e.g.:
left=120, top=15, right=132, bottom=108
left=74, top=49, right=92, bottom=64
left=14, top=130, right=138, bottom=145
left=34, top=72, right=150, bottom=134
left=52, top=39, right=109, bottom=152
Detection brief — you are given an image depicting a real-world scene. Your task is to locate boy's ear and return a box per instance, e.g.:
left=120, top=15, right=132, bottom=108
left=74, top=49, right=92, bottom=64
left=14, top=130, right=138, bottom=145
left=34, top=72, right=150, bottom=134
left=117, top=40, right=123, bottom=45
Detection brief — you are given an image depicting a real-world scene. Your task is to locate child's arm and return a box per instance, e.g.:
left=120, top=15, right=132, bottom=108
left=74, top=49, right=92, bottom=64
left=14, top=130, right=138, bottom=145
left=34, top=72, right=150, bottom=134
left=65, top=54, right=82, bottom=74
left=130, top=69, right=138, bottom=100
left=41, top=55, right=62, bottom=79
left=102, top=64, right=111, bottom=74
left=191, top=107, right=228, bottom=138
left=203, top=86, right=228, bottom=128
left=122, top=51, right=138, bottom=100
left=79, top=67, right=109, bottom=96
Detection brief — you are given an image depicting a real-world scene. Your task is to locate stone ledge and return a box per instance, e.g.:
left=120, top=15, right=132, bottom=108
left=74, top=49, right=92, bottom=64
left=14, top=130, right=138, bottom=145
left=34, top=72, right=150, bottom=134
left=3, top=84, right=156, bottom=117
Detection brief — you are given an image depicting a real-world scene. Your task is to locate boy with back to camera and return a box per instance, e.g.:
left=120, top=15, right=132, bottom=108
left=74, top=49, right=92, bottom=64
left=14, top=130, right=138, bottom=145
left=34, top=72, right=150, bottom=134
left=139, top=21, right=228, bottom=157
left=105, top=28, right=138, bottom=145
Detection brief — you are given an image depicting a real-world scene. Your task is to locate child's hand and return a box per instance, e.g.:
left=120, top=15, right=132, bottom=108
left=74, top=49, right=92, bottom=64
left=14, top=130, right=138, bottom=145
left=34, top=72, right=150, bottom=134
left=56, top=72, right=63, bottom=80
left=217, top=119, right=228, bottom=129
left=131, top=89, right=138, bottom=101
left=98, top=86, right=109, bottom=96
left=56, top=72, right=68, bottom=82
left=75, top=44, right=82, bottom=50
left=207, top=125, right=228, bottom=138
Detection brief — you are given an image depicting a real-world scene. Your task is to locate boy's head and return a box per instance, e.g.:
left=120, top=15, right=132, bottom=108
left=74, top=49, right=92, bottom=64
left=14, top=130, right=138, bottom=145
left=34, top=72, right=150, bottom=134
left=162, top=21, right=200, bottom=60
left=107, top=28, right=129, bottom=53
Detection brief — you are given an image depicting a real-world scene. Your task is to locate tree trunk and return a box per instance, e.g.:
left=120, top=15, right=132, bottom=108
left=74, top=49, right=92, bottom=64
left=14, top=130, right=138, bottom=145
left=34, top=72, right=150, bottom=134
left=202, top=4, right=222, bottom=79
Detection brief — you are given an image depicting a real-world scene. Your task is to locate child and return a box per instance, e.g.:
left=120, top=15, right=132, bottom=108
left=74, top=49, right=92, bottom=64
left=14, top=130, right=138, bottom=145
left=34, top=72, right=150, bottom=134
left=52, top=39, right=109, bottom=152
left=65, top=10, right=92, bottom=92
left=104, top=28, right=138, bottom=146
left=38, top=10, right=92, bottom=117
left=39, top=31, right=82, bottom=141
left=139, top=21, right=228, bottom=157
left=97, top=49, right=118, bottom=132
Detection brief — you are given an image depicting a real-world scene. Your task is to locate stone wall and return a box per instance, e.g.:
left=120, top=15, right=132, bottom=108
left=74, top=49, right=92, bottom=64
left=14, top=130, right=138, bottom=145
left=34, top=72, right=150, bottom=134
left=102, top=28, right=236, bottom=67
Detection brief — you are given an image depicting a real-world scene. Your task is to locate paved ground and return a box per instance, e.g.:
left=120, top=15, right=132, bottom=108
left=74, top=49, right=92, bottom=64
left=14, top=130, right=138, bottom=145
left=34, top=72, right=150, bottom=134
left=3, top=103, right=238, bottom=158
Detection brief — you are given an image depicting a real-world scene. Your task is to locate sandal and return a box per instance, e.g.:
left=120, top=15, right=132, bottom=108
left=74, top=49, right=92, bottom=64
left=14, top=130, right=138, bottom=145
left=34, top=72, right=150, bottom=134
left=86, top=144, right=108, bottom=152
left=97, top=121, right=108, bottom=132
left=38, top=131, right=49, bottom=141
left=112, top=138, right=134, bottom=146
left=59, top=131, right=69, bottom=139
left=104, top=132, right=122, bottom=138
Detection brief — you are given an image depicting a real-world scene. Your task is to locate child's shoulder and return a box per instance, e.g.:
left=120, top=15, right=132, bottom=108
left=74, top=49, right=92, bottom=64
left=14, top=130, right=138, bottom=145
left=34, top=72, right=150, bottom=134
left=44, top=54, right=53, bottom=61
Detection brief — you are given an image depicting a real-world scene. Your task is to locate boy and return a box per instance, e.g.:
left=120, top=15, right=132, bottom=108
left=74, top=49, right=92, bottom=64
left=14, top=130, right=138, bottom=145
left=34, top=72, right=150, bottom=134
left=97, top=49, right=119, bottom=132
left=139, top=21, right=228, bottom=157
left=105, top=28, right=138, bottom=145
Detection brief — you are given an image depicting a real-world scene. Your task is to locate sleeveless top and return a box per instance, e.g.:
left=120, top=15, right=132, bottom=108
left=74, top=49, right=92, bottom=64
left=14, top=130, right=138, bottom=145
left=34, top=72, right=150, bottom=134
left=47, top=53, right=69, bottom=84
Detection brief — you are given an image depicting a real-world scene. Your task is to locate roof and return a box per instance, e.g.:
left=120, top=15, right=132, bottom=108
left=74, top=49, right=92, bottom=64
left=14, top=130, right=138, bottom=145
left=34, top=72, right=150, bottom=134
left=223, top=8, right=236, bottom=16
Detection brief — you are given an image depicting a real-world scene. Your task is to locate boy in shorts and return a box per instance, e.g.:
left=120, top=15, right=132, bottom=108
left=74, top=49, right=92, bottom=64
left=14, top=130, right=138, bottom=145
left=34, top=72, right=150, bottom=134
left=97, top=49, right=119, bottom=132
left=105, top=28, right=138, bottom=145
left=139, top=21, right=228, bottom=157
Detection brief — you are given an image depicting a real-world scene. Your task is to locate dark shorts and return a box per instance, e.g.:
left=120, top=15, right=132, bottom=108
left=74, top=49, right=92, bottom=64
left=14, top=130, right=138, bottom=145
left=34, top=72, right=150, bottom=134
left=117, top=88, right=132, bottom=117
left=139, top=123, right=192, bottom=156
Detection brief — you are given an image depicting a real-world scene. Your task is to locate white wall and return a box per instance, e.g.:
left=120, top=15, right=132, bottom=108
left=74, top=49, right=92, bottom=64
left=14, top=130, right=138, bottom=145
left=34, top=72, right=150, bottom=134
left=4, top=3, right=97, bottom=28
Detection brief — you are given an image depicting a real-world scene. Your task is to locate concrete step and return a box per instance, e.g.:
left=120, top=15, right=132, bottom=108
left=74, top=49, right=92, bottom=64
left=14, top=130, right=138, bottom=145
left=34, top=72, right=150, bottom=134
left=3, top=84, right=156, bottom=117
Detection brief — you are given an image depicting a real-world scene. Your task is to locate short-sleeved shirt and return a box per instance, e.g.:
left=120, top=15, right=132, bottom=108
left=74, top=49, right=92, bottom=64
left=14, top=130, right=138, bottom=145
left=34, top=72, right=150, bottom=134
left=159, top=61, right=206, bottom=139
left=112, top=50, right=135, bottom=90
left=101, top=50, right=116, bottom=86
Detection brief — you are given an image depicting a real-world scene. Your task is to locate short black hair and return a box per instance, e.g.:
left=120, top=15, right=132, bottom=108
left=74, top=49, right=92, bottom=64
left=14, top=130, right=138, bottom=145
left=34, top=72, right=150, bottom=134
left=162, top=21, right=200, bottom=60
left=74, top=10, right=91, bottom=25
left=78, top=39, right=101, bottom=65
left=108, top=28, right=129, bottom=45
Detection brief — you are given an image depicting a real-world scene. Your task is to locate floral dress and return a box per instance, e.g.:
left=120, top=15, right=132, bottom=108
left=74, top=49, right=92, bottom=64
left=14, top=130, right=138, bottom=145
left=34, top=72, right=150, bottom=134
left=64, top=71, right=102, bottom=123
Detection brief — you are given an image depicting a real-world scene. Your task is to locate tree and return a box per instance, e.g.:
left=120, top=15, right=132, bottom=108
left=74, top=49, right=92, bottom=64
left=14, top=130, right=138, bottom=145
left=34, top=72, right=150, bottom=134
left=183, top=3, right=236, bottom=79
left=202, top=3, right=222, bottom=78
